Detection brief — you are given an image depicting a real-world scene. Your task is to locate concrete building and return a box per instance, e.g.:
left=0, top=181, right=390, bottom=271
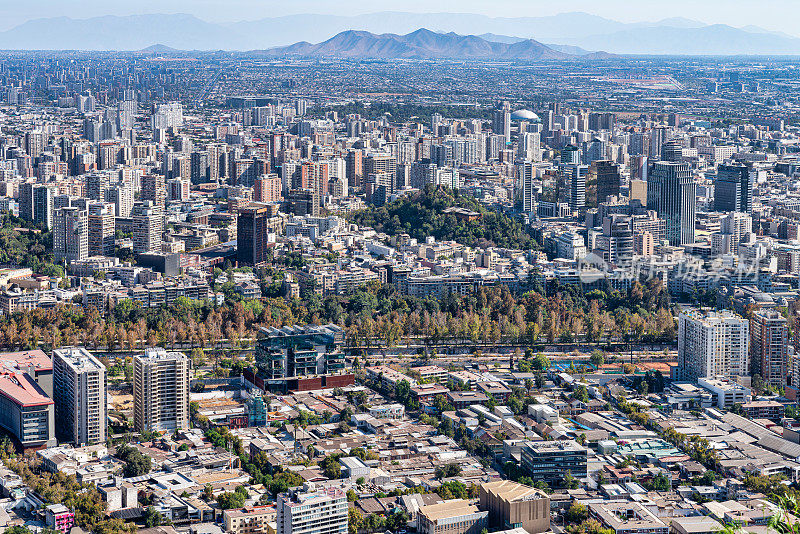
left=255, top=324, right=344, bottom=380
left=88, top=202, right=115, bottom=257
left=697, top=377, right=750, bottom=409
left=224, top=506, right=277, bottom=534
left=53, top=206, right=89, bottom=262
left=418, top=499, right=488, bottom=534
left=589, top=502, right=668, bottom=534
left=276, top=485, right=347, bottom=534
left=53, top=347, right=107, bottom=446
left=0, top=369, right=55, bottom=449
left=479, top=480, right=550, bottom=534
left=45, top=504, right=75, bottom=534
left=678, top=309, right=749, bottom=381
left=132, top=201, right=163, bottom=255
left=751, top=309, right=788, bottom=386
left=520, top=441, right=587, bottom=487
left=133, top=348, right=190, bottom=433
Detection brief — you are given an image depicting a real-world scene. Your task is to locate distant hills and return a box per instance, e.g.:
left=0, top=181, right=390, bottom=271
left=0, top=11, right=798, bottom=55
left=260, top=29, right=576, bottom=61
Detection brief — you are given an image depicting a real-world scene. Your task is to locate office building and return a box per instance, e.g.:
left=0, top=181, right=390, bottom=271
left=520, top=441, right=587, bottom=487
left=715, top=163, right=753, bottom=213
left=479, top=480, right=550, bottom=534
left=276, top=485, right=348, bottom=534
left=237, top=204, right=275, bottom=266
left=697, top=377, right=751, bottom=409
left=751, top=309, right=788, bottom=386
left=418, top=499, right=488, bottom=534
left=133, top=348, right=190, bottom=433
left=256, top=324, right=345, bottom=379
left=593, top=160, right=621, bottom=205
left=647, top=161, right=696, bottom=245
left=678, top=309, right=749, bottom=381
left=52, top=347, right=107, bottom=446
left=53, top=206, right=89, bottom=262
left=0, top=361, right=55, bottom=449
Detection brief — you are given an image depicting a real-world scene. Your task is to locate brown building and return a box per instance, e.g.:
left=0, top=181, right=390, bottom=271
left=479, top=480, right=550, bottom=534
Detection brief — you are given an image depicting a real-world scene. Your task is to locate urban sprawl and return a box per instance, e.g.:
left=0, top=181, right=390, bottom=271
left=0, top=50, right=799, bottom=534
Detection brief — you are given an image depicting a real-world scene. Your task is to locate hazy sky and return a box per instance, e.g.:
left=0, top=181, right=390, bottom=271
left=1, top=0, right=798, bottom=35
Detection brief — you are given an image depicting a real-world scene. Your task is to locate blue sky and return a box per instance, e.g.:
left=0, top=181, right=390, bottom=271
left=1, top=0, right=797, bottom=36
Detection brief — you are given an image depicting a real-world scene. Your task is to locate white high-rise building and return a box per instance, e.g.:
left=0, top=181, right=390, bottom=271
left=519, top=132, right=542, bottom=162
left=53, top=206, right=89, bottom=262
left=517, top=162, right=535, bottom=213
left=53, top=347, right=107, bottom=446
left=678, top=309, right=749, bottom=381
left=133, top=348, right=190, bottom=433
left=277, top=484, right=348, bottom=534
left=151, top=102, right=183, bottom=130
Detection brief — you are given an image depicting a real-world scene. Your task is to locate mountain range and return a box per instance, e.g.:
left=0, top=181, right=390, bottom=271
left=259, top=29, right=583, bottom=61
left=0, top=12, right=799, bottom=55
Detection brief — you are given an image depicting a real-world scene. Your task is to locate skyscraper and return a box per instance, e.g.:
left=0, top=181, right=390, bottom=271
left=53, top=206, right=88, bottom=262
left=133, top=348, right=189, bottom=433
left=52, top=347, right=107, bottom=446
left=517, top=162, right=536, bottom=213
left=237, top=204, right=273, bottom=266
left=592, top=160, right=621, bottom=205
left=715, top=163, right=753, bottom=213
left=678, top=309, right=749, bottom=381
left=647, top=161, right=696, bottom=245
left=751, top=309, right=788, bottom=386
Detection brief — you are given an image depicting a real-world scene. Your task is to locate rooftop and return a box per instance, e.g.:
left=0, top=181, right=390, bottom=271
left=0, top=371, right=53, bottom=407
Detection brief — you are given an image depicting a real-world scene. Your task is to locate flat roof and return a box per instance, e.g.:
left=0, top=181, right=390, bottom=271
left=482, top=480, right=549, bottom=502
left=420, top=499, right=481, bottom=521
left=0, top=350, right=52, bottom=372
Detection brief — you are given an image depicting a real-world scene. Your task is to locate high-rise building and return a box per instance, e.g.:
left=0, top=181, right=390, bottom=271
left=88, top=202, right=115, bottom=257
left=345, top=150, right=363, bottom=190
left=150, top=102, right=183, bottom=130
left=560, top=144, right=581, bottom=165
left=565, top=164, right=586, bottom=211
left=479, top=480, right=550, bottom=534
left=133, top=348, right=189, bottom=433
left=493, top=102, right=511, bottom=143
left=254, top=173, right=282, bottom=203
left=751, top=309, right=788, bottom=386
left=629, top=179, right=647, bottom=206
left=647, top=161, right=696, bottom=245
left=52, top=347, right=107, bottom=446
left=141, top=174, right=166, bottom=207
left=53, top=206, right=89, bottom=262
left=518, top=132, right=542, bottom=162
left=132, top=201, right=163, bottom=255
left=517, top=162, right=535, bottom=213
left=167, top=178, right=190, bottom=202
left=715, top=163, right=753, bottom=214
left=106, top=183, right=134, bottom=217
left=678, top=309, right=749, bottom=381
left=237, top=204, right=275, bottom=266
left=276, top=485, right=348, bottom=534
left=592, top=160, right=621, bottom=205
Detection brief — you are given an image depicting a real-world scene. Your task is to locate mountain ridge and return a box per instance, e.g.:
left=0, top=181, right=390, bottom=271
left=0, top=12, right=797, bottom=55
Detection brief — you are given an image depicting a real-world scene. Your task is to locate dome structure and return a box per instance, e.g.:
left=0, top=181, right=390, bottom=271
left=510, top=109, right=541, bottom=122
